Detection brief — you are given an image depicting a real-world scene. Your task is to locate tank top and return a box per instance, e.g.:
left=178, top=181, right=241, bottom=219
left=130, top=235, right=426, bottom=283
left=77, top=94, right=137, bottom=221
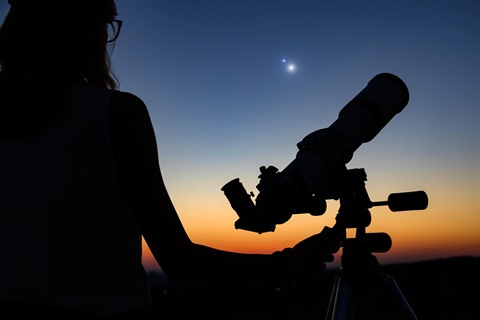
left=0, top=83, right=151, bottom=315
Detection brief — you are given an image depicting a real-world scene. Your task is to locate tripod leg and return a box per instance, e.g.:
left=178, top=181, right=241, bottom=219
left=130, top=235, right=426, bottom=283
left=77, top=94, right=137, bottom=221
left=384, top=275, right=418, bottom=320
left=325, top=273, right=353, bottom=320
left=325, top=273, right=339, bottom=319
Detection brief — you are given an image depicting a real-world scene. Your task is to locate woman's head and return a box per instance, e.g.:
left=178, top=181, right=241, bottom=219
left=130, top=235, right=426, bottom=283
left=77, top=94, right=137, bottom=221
left=0, top=0, right=120, bottom=89
left=0, top=0, right=120, bottom=138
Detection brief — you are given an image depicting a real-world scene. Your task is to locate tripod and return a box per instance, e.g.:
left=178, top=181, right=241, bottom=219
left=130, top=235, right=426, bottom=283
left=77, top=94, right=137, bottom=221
left=321, top=169, right=424, bottom=320
left=324, top=230, right=418, bottom=320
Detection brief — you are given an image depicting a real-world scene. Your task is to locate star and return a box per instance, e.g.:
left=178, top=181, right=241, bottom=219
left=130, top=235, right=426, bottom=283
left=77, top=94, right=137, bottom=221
left=281, top=58, right=296, bottom=73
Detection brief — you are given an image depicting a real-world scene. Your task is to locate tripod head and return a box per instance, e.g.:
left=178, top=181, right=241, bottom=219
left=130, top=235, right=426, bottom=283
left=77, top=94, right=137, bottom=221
left=329, top=168, right=427, bottom=255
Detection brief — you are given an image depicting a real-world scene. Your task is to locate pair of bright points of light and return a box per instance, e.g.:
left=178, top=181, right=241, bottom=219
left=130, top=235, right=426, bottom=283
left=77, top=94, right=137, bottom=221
left=282, top=59, right=296, bottom=73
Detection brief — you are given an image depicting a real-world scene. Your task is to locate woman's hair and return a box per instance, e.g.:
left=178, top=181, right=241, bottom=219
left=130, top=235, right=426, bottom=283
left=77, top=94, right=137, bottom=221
left=0, top=0, right=119, bottom=138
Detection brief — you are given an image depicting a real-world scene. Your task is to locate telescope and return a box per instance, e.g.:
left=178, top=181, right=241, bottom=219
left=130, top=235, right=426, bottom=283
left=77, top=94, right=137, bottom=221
left=222, top=73, right=429, bottom=319
left=221, top=73, right=428, bottom=233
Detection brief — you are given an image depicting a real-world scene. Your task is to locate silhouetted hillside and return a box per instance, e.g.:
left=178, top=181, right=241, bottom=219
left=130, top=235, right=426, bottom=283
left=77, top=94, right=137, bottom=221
left=145, top=256, right=480, bottom=320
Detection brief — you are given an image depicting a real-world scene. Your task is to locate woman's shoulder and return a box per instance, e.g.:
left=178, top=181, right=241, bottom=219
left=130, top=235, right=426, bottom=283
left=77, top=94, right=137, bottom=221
left=110, top=90, right=147, bottom=109
left=109, top=90, right=150, bottom=120
left=107, top=90, right=156, bottom=138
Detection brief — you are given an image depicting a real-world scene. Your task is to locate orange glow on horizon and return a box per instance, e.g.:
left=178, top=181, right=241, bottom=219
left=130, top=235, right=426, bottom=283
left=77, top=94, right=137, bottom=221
left=142, top=193, right=479, bottom=272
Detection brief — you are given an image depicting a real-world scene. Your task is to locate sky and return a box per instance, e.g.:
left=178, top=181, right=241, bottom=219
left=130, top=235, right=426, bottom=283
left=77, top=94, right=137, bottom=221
left=1, top=0, right=478, bottom=272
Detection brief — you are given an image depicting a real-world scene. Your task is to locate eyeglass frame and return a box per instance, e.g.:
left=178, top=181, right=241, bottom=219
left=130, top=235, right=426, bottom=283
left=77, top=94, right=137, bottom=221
left=107, top=19, right=123, bottom=43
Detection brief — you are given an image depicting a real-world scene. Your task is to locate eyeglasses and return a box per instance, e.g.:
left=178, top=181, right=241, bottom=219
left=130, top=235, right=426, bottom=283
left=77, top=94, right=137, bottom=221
left=107, top=19, right=123, bottom=43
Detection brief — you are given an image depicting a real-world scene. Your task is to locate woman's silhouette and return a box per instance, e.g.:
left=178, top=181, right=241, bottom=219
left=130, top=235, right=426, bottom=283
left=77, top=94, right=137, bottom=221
left=0, top=1, right=340, bottom=318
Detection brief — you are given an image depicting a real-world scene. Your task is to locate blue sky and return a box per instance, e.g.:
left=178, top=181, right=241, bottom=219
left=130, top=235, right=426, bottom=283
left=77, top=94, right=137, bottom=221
left=1, top=0, right=478, bottom=270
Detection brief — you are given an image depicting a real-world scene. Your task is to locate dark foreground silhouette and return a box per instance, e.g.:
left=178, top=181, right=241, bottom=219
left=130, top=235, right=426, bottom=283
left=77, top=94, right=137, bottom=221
left=145, top=256, right=480, bottom=320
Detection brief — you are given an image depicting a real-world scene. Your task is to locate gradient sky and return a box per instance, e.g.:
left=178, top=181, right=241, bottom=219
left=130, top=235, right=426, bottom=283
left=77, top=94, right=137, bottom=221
left=1, top=0, right=478, bottom=272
